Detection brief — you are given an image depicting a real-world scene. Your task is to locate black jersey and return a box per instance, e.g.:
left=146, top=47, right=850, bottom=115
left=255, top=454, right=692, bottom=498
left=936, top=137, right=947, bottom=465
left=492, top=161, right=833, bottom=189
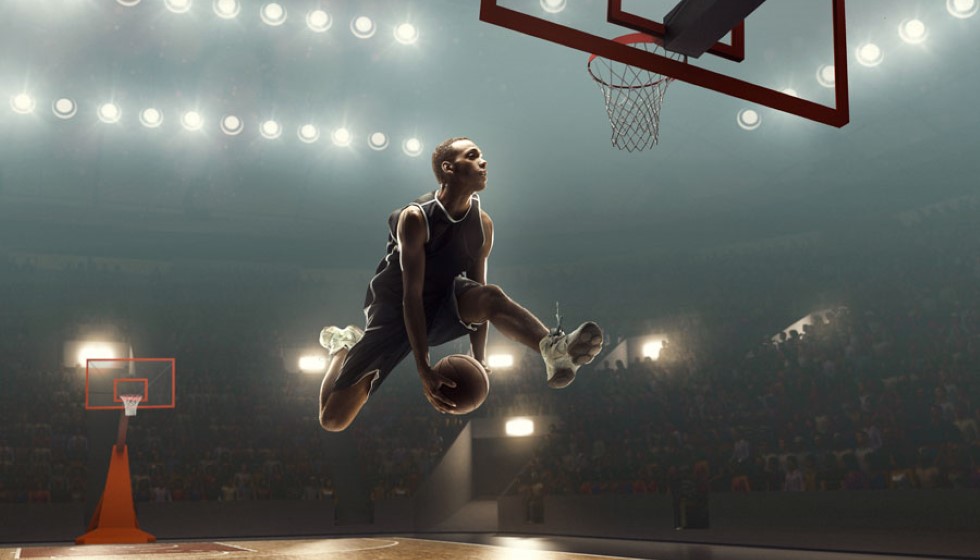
left=363, top=191, right=484, bottom=309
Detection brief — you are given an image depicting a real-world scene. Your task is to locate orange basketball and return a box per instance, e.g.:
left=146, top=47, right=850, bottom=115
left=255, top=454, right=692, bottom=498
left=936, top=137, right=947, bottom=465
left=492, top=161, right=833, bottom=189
left=432, top=354, right=490, bottom=415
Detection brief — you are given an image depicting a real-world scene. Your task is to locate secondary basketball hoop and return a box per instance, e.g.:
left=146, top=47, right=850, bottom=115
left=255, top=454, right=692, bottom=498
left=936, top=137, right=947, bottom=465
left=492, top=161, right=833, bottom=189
left=588, top=33, right=687, bottom=152
left=120, top=394, right=142, bottom=417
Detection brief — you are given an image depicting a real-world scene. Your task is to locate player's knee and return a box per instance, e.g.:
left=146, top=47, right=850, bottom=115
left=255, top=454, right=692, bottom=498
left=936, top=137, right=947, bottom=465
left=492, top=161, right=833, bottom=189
left=319, top=410, right=352, bottom=432
left=480, top=283, right=508, bottom=310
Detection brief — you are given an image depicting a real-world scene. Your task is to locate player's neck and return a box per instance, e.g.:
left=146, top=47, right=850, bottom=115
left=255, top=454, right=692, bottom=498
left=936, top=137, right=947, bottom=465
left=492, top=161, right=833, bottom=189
left=436, top=184, right=472, bottom=220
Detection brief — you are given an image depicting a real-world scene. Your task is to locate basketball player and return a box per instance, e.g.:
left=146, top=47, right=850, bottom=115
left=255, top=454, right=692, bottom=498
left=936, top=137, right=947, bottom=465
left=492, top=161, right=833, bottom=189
left=317, top=137, right=603, bottom=432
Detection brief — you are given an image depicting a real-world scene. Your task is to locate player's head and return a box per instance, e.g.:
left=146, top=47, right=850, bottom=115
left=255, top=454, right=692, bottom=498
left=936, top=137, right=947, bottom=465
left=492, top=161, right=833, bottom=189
left=432, top=137, right=469, bottom=184
left=432, top=137, right=487, bottom=190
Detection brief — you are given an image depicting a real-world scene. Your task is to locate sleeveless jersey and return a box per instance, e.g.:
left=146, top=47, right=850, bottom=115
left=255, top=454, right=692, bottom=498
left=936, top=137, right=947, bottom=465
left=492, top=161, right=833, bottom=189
left=364, top=191, right=484, bottom=309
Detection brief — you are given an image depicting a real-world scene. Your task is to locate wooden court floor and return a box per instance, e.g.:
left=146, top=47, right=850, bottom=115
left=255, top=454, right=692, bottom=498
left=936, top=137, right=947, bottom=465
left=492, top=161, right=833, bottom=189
left=2, top=536, right=970, bottom=560
left=1, top=538, right=637, bottom=560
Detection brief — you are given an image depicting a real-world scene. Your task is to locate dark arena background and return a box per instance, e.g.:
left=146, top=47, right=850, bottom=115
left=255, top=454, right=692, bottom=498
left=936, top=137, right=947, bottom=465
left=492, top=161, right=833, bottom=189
left=1, top=1, right=979, bottom=559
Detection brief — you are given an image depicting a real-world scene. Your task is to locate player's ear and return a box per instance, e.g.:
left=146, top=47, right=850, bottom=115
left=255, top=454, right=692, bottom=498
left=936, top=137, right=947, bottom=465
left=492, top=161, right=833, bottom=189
left=441, top=160, right=454, bottom=176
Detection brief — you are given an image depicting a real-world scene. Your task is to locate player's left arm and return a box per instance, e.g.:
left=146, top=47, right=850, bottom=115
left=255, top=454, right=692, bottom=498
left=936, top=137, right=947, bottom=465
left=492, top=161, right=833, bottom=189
left=467, top=210, right=494, bottom=369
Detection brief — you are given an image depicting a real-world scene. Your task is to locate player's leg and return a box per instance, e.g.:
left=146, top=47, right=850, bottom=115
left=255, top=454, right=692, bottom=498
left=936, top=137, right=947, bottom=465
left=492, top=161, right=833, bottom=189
left=317, top=320, right=411, bottom=431
left=455, top=281, right=603, bottom=388
left=319, top=354, right=373, bottom=432
left=317, top=326, right=370, bottom=432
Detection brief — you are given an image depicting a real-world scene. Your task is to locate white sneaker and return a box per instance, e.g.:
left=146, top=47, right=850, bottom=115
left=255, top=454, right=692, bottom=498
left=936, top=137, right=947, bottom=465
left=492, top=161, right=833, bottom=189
left=319, top=325, right=364, bottom=355
left=539, top=321, right=603, bottom=388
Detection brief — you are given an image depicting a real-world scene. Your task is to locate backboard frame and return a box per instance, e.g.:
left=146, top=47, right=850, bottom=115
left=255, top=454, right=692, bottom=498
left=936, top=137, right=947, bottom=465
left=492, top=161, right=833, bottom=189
left=478, top=0, right=849, bottom=127
left=85, top=357, right=176, bottom=411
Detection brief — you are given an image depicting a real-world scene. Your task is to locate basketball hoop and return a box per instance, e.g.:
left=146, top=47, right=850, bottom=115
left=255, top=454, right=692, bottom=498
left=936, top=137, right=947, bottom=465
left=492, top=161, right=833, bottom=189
left=120, top=394, right=143, bottom=417
left=588, top=33, right=687, bottom=151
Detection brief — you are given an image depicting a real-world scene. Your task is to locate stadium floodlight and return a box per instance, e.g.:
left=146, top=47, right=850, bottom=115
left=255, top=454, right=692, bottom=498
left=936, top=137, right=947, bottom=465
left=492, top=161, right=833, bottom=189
left=97, top=102, right=122, bottom=124
left=947, top=0, right=978, bottom=19
left=298, top=355, right=327, bottom=373
left=331, top=127, right=352, bottom=147
left=540, top=0, right=566, bottom=14
left=737, top=109, right=761, bottom=131
left=402, top=137, right=423, bottom=156
left=855, top=43, right=884, bottom=67
left=164, top=0, right=192, bottom=15
left=351, top=16, right=376, bottom=39
left=117, top=0, right=142, bottom=7
left=505, top=418, right=535, bottom=437
left=487, top=354, right=514, bottom=369
left=368, top=131, right=389, bottom=151
left=306, top=9, right=331, bottom=32
left=393, top=23, right=419, bottom=45
left=899, top=19, right=928, bottom=44
left=139, top=107, right=163, bottom=128
left=816, top=64, right=836, bottom=88
left=53, top=98, right=77, bottom=119
left=213, top=0, right=240, bottom=19
left=260, top=2, right=286, bottom=26
left=298, top=124, right=320, bottom=143
left=220, top=114, right=243, bottom=135
left=181, top=110, right=204, bottom=131
left=260, top=119, right=282, bottom=139
left=11, top=93, right=36, bottom=115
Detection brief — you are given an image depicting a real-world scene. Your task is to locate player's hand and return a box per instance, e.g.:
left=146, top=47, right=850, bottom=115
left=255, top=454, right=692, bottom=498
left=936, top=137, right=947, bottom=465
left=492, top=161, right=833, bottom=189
left=418, top=364, right=457, bottom=413
left=476, top=358, right=493, bottom=377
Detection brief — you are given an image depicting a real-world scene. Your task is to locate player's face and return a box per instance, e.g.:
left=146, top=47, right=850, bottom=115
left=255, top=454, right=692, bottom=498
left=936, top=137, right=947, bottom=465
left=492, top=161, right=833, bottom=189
left=450, top=140, right=488, bottom=191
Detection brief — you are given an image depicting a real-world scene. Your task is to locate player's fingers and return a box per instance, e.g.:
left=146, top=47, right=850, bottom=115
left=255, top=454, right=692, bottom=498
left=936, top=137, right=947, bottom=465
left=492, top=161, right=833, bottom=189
left=433, top=390, right=457, bottom=409
left=437, top=374, right=457, bottom=389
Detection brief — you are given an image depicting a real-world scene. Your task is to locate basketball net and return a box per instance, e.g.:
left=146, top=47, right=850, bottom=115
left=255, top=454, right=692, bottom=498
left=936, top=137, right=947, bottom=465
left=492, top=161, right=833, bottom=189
left=588, top=34, right=687, bottom=152
left=121, top=394, right=142, bottom=417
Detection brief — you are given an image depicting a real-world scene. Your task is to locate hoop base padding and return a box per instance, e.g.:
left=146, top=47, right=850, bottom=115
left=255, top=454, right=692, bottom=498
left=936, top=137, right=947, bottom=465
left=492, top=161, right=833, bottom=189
left=76, top=445, right=156, bottom=545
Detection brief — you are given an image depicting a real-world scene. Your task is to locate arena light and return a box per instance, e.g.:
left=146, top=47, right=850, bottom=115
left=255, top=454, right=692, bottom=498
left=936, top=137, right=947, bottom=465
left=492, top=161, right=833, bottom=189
left=139, top=107, right=163, bottom=128
left=855, top=42, right=884, bottom=67
left=306, top=9, right=331, bottom=32
left=487, top=353, right=514, bottom=369
left=947, top=0, right=978, bottom=18
left=180, top=110, right=204, bottom=131
left=53, top=97, right=77, bottom=119
left=10, top=93, right=36, bottom=115
left=260, top=3, right=286, bottom=26
left=350, top=16, right=376, bottom=39
left=781, top=87, right=799, bottom=97
left=899, top=19, right=928, bottom=44
left=220, top=114, right=243, bottom=135
left=816, top=64, right=836, bottom=88
left=642, top=340, right=665, bottom=360
left=260, top=119, right=282, bottom=139
left=402, top=137, right=423, bottom=157
left=505, top=418, right=535, bottom=437
left=368, top=132, right=390, bottom=150
left=77, top=343, right=119, bottom=367
left=117, top=0, right=142, bottom=7
left=97, top=102, right=121, bottom=124
left=297, top=124, right=320, bottom=143
left=298, top=355, right=327, bottom=373
left=213, top=0, right=240, bottom=19
left=164, top=0, right=192, bottom=15
left=540, top=0, right=567, bottom=14
left=737, top=109, right=761, bottom=131
left=393, top=23, right=419, bottom=45
left=331, top=127, right=352, bottom=147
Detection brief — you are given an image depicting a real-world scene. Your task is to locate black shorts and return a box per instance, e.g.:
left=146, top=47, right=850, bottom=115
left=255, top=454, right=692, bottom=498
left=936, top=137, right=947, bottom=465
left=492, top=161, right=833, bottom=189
left=333, top=275, right=483, bottom=395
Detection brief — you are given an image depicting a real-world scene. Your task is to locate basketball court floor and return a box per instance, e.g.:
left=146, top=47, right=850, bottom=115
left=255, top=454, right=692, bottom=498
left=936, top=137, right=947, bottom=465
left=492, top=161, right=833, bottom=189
left=1, top=536, right=971, bottom=560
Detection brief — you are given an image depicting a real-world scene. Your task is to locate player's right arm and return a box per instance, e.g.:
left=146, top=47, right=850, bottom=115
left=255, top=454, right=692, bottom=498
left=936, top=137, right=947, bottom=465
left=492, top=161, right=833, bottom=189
left=397, top=206, right=456, bottom=412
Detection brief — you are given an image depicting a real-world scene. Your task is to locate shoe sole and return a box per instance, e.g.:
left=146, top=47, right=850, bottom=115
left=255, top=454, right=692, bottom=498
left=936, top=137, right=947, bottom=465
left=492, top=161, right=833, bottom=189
left=548, top=322, right=603, bottom=389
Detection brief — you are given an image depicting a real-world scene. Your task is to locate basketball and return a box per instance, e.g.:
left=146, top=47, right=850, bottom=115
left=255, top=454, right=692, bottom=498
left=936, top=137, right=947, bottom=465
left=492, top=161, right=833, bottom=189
left=432, top=354, right=490, bottom=415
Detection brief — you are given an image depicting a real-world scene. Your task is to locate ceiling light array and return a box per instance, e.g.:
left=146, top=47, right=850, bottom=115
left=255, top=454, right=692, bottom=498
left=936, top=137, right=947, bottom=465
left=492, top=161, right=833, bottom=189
left=736, top=3, right=974, bottom=131
left=114, top=0, right=419, bottom=43
left=7, top=94, right=423, bottom=155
